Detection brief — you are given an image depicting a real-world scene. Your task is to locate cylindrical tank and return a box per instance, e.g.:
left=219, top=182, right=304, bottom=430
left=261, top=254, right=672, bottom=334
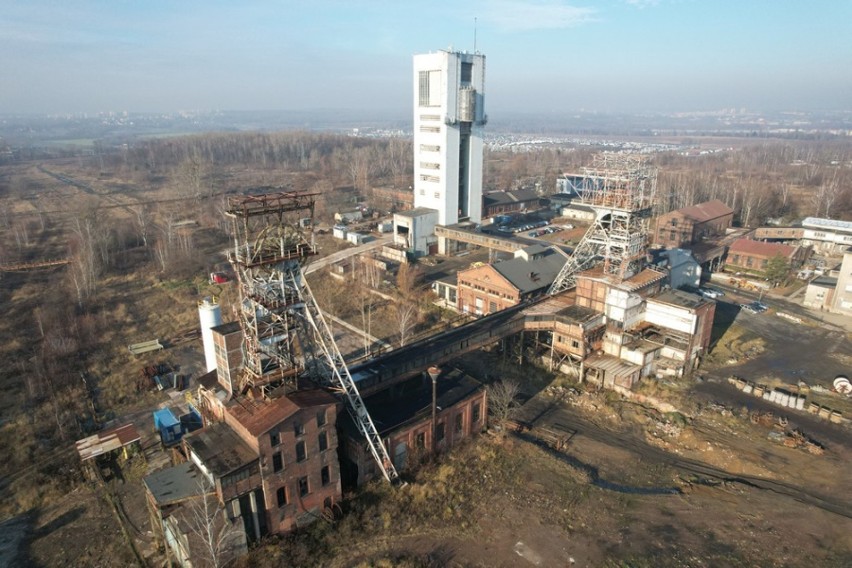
left=198, top=297, right=223, bottom=373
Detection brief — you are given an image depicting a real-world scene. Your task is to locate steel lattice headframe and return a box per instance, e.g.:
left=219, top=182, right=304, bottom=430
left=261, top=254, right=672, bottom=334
left=549, top=154, right=658, bottom=294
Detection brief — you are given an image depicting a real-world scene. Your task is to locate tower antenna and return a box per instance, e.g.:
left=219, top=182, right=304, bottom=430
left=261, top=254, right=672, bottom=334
left=474, top=17, right=477, bottom=52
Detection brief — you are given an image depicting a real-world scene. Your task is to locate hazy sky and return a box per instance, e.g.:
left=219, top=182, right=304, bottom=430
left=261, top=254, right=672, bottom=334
left=2, top=0, right=851, bottom=115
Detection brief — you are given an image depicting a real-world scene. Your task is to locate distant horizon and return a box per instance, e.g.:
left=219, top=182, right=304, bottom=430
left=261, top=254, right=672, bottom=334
left=3, top=1, right=851, bottom=116
left=4, top=106, right=852, bottom=120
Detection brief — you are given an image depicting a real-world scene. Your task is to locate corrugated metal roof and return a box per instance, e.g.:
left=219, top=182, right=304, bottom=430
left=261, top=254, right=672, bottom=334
left=226, top=389, right=337, bottom=437
left=583, top=354, right=640, bottom=377
left=802, top=217, right=852, bottom=232
left=143, top=461, right=206, bottom=506
left=76, top=423, right=141, bottom=462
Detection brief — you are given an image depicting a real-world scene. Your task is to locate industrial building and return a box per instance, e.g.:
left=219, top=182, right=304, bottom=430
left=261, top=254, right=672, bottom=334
left=725, top=238, right=810, bottom=275
left=456, top=245, right=568, bottom=315
left=653, top=199, right=734, bottom=249
left=392, top=50, right=486, bottom=259
left=412, top=50, right=485, bottom=226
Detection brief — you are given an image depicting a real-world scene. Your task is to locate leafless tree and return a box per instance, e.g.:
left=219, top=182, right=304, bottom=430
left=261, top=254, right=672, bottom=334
left=395, top=301, right=418, bottom=347
left=185, top=479, right=245, bottom=568
left=132, top=204, right=153, bottom=249
left=487, top=379, right=521, bottom=430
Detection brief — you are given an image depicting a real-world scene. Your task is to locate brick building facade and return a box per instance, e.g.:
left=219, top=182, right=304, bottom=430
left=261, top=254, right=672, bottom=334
left=654, top=199, right=734, bottom=248
left=725, top=238, right=810, bottom=275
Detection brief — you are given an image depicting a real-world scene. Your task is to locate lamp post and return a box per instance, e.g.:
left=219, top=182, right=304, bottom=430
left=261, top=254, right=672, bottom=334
left=427, top=366, right=441, bottom=452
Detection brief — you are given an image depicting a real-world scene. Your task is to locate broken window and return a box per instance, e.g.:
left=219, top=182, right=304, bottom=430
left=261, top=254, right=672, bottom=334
left=296, top=441, right=307, bottom=462
left=318, top=431, right=328, bottom=452
left=436, top=423, right=445, bottom=442
left=316, top=409, right=327, bottom=427
left=454, top=413, right=463, bottom=435
left=269, top=431, right=280, bottom=447
left=298, top=476, right=309, bottom=497
left=272, top=452, right=283, bottom=473
left=277, top=487, right=287, bottom=507
left=321, top=466, right=330, bottom=486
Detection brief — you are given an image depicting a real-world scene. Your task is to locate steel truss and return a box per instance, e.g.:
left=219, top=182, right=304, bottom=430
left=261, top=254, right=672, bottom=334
left=226, top=191, right=399, bottom=483
left=549, top=154, right=657, bottom=294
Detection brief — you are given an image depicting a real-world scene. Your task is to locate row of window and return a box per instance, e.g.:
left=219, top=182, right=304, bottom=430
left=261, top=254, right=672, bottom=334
left=419, top=125, right=441, bottom=134
left=419, top=174, right=440, bottom=183
left=555, top=335, right=582, bottom=350
left=729, top=254, right=770, bottom=269
left=276, top=466, right=333, bottom=507
left=269, top=411, right=327, bottom=447
left=270, top=431, right=330, bottom=473
left=420, top=144, right=440, bottom=152
left=419, top=114, right=441, bottom=122
left=419, top=161, right=440, bottom=170
left=459, top=281, right=514, bottom=300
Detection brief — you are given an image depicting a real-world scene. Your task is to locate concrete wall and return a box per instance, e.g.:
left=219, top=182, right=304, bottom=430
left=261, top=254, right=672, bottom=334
left=413, top=51, right=485, bottom=225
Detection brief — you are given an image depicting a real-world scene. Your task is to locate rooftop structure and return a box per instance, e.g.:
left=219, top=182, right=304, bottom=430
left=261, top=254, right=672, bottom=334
left=550, top=154, right=658, bottom=294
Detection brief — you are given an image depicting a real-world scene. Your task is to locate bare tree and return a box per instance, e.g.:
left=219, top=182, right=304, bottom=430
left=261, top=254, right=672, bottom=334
left=487, top=379, right=521, bottom=430
left=185, top=480, right=245, bottom=568
left=396, top=263, right=421, bottom=300
left=395, top=301, right=418, bottom=347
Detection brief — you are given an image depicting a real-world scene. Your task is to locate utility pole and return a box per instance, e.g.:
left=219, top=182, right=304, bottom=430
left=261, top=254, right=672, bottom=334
left=428, top=366, right=441, bottom=452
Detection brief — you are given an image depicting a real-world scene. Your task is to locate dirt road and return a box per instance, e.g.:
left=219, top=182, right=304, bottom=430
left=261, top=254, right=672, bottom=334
left=517, top=394, right=852, bottom=520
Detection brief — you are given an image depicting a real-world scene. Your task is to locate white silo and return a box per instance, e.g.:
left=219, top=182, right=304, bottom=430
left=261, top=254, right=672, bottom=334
left=198, top=297, right=223, bottom=373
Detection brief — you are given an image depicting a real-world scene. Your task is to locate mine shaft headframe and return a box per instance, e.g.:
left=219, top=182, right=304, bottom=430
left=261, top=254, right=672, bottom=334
left=575, top=154, right=657, bottom=213
left=225, top=191, right=318, bottom=220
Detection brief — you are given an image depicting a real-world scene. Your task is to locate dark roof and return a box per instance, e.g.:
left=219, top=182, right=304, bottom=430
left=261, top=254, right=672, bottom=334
left=493, top=249, right=567, bottom=294
left=342, top=369, right=484, bottom=438
left=483, top=189, right=540, bottom=206
left=674, top=199, right=734, bottom=223
left=810, top=276, right=837, bottom=288
left=555, top=303, right=603, bottom=324
left=197, top=370, right=219, bottom=390
left=211, top=321, right=241, bottom=335
left=183, top=422, right=258, bottom=478
left=226, top=389, right=337, bottom=437
left=144, top=462, right=206, bottom=506
left=729, top=238, right=796, bottom=258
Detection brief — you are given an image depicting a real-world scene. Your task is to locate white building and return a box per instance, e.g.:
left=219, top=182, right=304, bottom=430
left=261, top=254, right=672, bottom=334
left=412, top=50, right=486, bottom=226
left=393, top=207, right=439, bottom=257
left=801, top=217, right=852, bottom=254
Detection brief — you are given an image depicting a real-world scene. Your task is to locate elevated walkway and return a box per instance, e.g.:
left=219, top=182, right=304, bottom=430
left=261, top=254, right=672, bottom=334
left=352, top=293, right=596, bottom=396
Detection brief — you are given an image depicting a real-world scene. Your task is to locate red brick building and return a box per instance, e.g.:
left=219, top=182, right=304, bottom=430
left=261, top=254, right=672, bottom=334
left=222, top=389, right=342, bottom=534
left=654, top=199, right=734, bottom=248
left=725, top=238, right=810, bottom=274
left=457, top=246, right=567, bottom=315
left=339, top=368, right=487, bottom=486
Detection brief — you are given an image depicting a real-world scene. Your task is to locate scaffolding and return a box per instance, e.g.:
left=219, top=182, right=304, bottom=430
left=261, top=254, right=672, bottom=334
left=226, top=191, right=399, bottom=483
left=549, top=154, right=657, bottom=294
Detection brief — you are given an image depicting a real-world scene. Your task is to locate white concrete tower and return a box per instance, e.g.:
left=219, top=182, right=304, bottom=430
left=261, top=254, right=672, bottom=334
left=413, top=50, right=486, bottom=226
